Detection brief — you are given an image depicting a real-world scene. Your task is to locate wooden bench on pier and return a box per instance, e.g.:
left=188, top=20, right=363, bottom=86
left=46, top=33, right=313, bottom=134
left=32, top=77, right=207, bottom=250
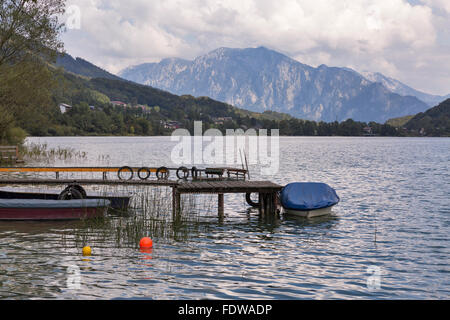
left=0, top=146, right=23, bottom=163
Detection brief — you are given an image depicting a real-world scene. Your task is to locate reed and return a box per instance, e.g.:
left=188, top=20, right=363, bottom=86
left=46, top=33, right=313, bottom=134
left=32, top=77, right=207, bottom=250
left=21, top=143, right=88, bottom=162
left=60, top=184, right=216, bottom=249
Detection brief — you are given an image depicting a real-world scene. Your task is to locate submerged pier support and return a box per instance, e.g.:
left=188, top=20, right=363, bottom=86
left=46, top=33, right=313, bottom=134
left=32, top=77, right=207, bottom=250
left=172, top=187, right=181, bottom=219
left=218, top=193, right=224, bottom=218
left=257, top=192, right=279, bottom=217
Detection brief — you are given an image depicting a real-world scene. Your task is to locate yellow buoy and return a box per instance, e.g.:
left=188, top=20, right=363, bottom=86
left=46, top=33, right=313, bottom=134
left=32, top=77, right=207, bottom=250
left=82, top=246, right=92, bottom=256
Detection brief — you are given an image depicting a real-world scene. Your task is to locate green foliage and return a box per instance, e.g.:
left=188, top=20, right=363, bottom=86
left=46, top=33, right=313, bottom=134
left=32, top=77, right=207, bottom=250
left=0, top=0, right=65, bottom=67
left=404, top=99, right=450, bottom=136
left=0, top=105, right=15, bottom=143
left=386, top=115, right=414, bottom=128
left=4, top=127, right=27, bottom=145
left=0, top=0, right=65, bottom=144
left=88, top=90, right=110, bottom=104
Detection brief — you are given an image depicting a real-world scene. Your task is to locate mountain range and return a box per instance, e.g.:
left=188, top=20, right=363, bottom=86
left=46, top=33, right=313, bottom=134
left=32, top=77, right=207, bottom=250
left=50, top=51, right=449, bottom=137
left=119, top=47, right=449, bottom=123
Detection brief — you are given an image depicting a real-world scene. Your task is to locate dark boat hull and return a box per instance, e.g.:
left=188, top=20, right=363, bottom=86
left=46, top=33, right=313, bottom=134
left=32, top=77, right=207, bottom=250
left=0, top=188, right=130, bottom=210
left=0, top=199, right=110, bottom=221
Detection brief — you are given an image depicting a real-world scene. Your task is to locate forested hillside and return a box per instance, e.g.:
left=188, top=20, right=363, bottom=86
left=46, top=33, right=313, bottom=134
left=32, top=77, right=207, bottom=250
left=29, top=69, right=399, bottom=137
left=404, top=99, right=450, bottom=136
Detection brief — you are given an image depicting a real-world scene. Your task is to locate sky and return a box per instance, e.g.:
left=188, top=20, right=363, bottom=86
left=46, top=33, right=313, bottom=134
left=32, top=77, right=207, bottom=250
left=61, top=0, right=450, bottom=96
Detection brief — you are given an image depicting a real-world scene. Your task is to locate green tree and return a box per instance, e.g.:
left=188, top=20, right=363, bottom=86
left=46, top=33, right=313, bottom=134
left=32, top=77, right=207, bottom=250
left=0, top=0, right=65, bottom=143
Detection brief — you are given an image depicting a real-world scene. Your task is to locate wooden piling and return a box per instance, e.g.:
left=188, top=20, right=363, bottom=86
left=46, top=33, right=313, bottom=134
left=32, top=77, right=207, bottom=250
left=218, top=193, right=224, bottom=218
left=172, top=187, right=181, bottom=219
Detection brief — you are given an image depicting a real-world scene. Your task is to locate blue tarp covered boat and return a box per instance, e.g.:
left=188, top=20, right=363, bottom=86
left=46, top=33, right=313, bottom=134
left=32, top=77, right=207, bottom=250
left=280, top=182, right=340, bottom=217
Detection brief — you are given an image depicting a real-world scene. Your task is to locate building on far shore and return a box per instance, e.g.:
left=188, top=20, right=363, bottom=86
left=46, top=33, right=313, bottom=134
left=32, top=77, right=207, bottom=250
left=59, top=103, right=72, bottom=114
left=363, top=126, right=374, bottom=136
left=162, top=120, right=183, bottom=130
left=111, top=101, right=128, bottom=107
left=213, top=117, right=233, bottom=125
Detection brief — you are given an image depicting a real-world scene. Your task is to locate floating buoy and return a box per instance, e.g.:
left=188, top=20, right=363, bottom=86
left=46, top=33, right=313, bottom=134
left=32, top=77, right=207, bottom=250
left=140, top=237, right=153, bottom=249
left=82, top=246, right=92, bottom=256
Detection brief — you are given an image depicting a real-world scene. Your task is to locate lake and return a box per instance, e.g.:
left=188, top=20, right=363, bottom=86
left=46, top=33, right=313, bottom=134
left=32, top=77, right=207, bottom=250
left=0, top=136, right=448, bottom=299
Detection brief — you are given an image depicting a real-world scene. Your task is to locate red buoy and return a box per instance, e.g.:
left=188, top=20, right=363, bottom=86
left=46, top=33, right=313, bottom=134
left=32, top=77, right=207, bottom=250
left=140, top=237, right=153, bottom=248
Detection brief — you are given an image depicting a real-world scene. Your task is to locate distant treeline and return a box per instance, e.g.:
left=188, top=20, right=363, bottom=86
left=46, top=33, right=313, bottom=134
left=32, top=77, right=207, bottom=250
left=40, top=100, right=399, bottom=137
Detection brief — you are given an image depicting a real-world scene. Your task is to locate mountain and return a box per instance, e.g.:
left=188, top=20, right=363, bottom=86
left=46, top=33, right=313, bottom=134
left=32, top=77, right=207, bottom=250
left=24, top=60, right=401, bottom=138
left=360, top=71, right=450, bottom=107
left=404, top=99, right=450, bottom=136
left=43, top=64, right=303, bottom=136
left=119, top=47, right=430, bottom=123
left=55, top=53, right=122, bottom=80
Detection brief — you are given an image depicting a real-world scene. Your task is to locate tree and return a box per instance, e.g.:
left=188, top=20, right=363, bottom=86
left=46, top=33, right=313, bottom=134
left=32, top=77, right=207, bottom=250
left=0, top=0, right=65, bottom=67
left=0, top=0, right=65, bottom=143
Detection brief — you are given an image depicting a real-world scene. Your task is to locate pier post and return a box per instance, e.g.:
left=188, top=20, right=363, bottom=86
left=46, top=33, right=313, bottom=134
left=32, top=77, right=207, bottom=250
left=259, top=193, right=265, bottom=217
left=258, top=192, right=278, bottom=217
left=172, top=187, right=181, bottom=219
left=218, top=193, right=224, bottom=218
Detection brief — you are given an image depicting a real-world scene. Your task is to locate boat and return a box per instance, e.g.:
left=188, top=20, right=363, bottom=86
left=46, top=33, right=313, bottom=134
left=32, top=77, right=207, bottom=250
left=0, top=187, right=131, bottom=210
left=280, top=182, right=340, bottom=218
left=0, top=198, right=110, bottom=221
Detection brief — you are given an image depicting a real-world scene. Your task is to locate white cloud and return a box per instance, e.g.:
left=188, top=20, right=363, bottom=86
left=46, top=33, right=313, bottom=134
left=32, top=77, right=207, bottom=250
left=420, top=0, right=450, bottom=13
left=61, top=0, right=450, bottom=95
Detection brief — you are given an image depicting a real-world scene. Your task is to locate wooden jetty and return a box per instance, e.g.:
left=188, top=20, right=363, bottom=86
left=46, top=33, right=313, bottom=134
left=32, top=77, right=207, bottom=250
left=0, top=166, right=283, bottom=218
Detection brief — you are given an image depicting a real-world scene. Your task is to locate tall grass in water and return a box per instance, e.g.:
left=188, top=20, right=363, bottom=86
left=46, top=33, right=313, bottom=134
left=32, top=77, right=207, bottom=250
left=22, top=143, right=87, bottom=163
left=63, top=185, right=216, bottom=249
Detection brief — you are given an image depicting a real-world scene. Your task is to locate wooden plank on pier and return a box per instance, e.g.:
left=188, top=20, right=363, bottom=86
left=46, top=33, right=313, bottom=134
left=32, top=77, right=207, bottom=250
left=0, top=178, right=178, bottom=187
left=0, top=178, right=282, bottom=193
left=177, top=180, right=282, bottom=194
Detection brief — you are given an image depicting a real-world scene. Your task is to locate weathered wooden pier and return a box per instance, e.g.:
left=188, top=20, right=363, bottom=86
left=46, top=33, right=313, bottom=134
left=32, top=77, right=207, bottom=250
left=0, top=166, right=283, bottom=218
left=174, top=180, right=282, bottom=218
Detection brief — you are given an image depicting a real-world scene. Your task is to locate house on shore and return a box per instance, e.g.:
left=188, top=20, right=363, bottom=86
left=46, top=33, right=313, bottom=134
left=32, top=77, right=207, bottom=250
left=162, top=121, right=183, bottom=130
left=59, top=103, right=73, bottom=114
left=111, top=101, right=128, bottom=107
left=213, top=117, right=233, bottom=125
left=363, top=126, right=375, bottom=136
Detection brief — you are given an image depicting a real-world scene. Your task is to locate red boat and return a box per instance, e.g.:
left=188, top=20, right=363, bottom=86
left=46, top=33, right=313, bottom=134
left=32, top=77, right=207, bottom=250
left=0, top=187, right=130, bottom=210
left=0, top=199, right=110, bottom=221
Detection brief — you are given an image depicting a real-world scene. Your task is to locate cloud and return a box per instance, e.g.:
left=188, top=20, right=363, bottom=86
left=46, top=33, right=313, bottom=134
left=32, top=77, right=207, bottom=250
left=61, top=0, right=450, bottom=95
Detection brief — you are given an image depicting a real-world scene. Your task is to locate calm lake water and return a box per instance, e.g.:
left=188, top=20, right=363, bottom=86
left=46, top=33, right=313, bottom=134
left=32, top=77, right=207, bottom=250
left=0, top=136, right=449, bottom=299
